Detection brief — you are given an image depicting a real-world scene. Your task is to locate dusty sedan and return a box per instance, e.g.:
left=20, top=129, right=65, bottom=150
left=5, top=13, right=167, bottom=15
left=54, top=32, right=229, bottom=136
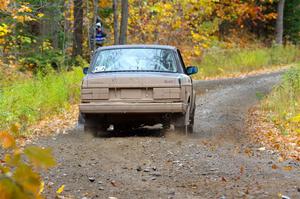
left=79, top=45, right=198, bottom=133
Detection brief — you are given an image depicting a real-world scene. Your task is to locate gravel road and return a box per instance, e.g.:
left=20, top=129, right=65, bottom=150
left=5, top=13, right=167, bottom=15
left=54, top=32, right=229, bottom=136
left=37, top=71, right=300, bottom=199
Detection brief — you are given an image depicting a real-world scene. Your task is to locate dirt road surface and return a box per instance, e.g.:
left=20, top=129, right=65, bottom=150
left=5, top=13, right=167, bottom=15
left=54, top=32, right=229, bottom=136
left=37, top=71, right=300, bottom=199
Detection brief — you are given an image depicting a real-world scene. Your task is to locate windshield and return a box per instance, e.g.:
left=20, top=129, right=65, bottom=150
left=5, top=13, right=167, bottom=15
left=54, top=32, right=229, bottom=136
left=92, top=48, right=178, bottom=73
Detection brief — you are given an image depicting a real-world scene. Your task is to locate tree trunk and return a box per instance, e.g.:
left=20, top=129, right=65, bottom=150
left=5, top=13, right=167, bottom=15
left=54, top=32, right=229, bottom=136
left=86, top=0, right=91, bottom=52
left=64, top=0, right=72, bottom=47
left=92, top=0, right=99, bottom=52
left=276, top=0, right=285, bottom=45
left=119, top=0, right=128, bottom=45
left=72, top=0, right=83, bottom=57
left=51, top=1, right=60, bottom=49
left=113, top=0, right=119, bottom=45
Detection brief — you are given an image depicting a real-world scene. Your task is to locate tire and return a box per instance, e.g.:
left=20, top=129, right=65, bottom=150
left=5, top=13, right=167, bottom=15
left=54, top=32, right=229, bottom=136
left=174, top=113, right=186, bottom=133
left=188, top=108, right=195, bottom=134
left=174, top=108, right=195, bottom=134
left=78, top=113, right=85, bottom=125
left=162, top=117, right=171, bottom=131
left=83, top=116, right=108, bottom=137
left=79, top=113, right=97, bottom=133
left=84, top=117, right=97, bottom=134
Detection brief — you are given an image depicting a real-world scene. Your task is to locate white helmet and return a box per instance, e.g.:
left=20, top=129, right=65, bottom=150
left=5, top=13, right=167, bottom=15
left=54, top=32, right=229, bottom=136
left=96, top=22, right=102, bottom=28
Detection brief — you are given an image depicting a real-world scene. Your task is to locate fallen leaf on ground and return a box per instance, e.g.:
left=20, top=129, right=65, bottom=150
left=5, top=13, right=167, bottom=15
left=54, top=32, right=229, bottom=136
left=240, top=166, right=245, bottom=175
left=111, top=181, right=117, bottom=187
left=272, top=164, right=278, bottom=169
left=56, top=184, right=65, bottom=194
left=246, top=108, right=300, bottom=161
left=221, top=176, right=227, bottom=182
left=283, top=166, right=293, bottom=171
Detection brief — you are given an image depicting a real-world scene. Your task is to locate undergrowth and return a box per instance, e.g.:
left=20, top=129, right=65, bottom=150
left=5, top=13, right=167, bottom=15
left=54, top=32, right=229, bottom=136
left=262, top=64, right=300, bottom=135
left=193, top=45, right=300, bottom=78
left=0, top=68, right=83, bottom=133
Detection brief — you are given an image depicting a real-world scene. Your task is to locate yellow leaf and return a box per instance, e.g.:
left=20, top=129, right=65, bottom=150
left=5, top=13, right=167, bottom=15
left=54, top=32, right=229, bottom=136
left=272, top=164, right=278, bottom=169
left=193, top=46, right=202, bottom=56
left=0, top=165, right=10, bottom=174
left=283, top=166, right=293, bottom=171
left=0, top=23, right=10, bottom=37
left=0, top=131, right=16, bottom=149
left=18, top=5, right=32, bottom=13
left=37, top=13, right=44, bottom=18
left=164, top=3, right=172, bottom=10
left=56, top=184, right=65, bottom=194
left=172, top=20, right=181, bottom=29
left=4, top=154, right=12, bottom=163
left=202, top=43, right=209, bottom=49
left=290, top=115, right=300, bottom=123
left=0, top=0, right=10, bottom=10
left=39, top=181, right=45, bottom=194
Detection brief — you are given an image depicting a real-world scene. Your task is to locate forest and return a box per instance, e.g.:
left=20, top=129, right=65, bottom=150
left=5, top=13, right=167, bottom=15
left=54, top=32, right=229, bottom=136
left=0, top=0, right=299, bottom=71
left=0, top=0, right=300, bottom=198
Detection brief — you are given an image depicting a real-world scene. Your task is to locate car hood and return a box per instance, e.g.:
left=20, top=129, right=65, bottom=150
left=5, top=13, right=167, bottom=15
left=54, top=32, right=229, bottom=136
left=83, top=72, right=191, bottom=88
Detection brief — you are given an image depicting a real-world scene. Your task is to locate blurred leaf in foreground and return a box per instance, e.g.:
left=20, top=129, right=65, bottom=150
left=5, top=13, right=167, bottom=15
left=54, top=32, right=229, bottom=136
left=24, top=146, right=56, bottom=169
left=0, top=129, right=56, bottom=199
left=0, top=131, right=15, bottom=149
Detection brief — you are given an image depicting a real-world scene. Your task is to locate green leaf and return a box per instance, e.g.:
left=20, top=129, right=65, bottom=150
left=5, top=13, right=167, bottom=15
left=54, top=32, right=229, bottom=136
left=24, top=146, right=56, bottom=169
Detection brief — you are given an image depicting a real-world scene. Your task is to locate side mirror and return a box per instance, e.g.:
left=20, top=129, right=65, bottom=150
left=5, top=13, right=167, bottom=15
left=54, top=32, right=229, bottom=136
left=186, top=66, right=198, bottom=75
left=83, top=67, right=89, bottom=75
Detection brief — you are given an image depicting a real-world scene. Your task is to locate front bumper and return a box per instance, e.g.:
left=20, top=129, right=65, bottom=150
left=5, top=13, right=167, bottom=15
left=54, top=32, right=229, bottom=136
left=79, top=102, right=186, bottom=114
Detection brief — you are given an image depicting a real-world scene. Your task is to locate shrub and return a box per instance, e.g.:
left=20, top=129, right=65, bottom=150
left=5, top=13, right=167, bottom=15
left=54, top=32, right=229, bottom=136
left=263, top=64, right=300, bottom=134
left=19, top=50, right=65, bottom=75
left=193, top=45, right=300, bottom=78
left=0, top=68, right=83, bottom=132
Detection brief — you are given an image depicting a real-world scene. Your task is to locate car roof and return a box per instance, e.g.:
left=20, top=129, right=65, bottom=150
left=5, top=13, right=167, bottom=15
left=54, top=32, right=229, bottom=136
left=95, top=44, right=178, bottom=52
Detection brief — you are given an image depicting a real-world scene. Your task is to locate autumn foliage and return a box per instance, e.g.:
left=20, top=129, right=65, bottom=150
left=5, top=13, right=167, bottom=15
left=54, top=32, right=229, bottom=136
left=0, top=0, right=280, bottom=66
left=125, top=0, right=278, bottom=59
left=0, top=126, right=56, bottom=199
left=0, top=0, right=299, bottom=67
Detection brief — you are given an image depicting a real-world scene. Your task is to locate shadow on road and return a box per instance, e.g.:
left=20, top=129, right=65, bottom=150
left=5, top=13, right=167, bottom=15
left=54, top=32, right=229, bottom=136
left=77, top=124, right=167, bottom=138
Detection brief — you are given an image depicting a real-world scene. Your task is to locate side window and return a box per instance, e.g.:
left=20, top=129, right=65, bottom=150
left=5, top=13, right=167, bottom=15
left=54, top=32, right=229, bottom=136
left=177, top=49, right=187, bottom=74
